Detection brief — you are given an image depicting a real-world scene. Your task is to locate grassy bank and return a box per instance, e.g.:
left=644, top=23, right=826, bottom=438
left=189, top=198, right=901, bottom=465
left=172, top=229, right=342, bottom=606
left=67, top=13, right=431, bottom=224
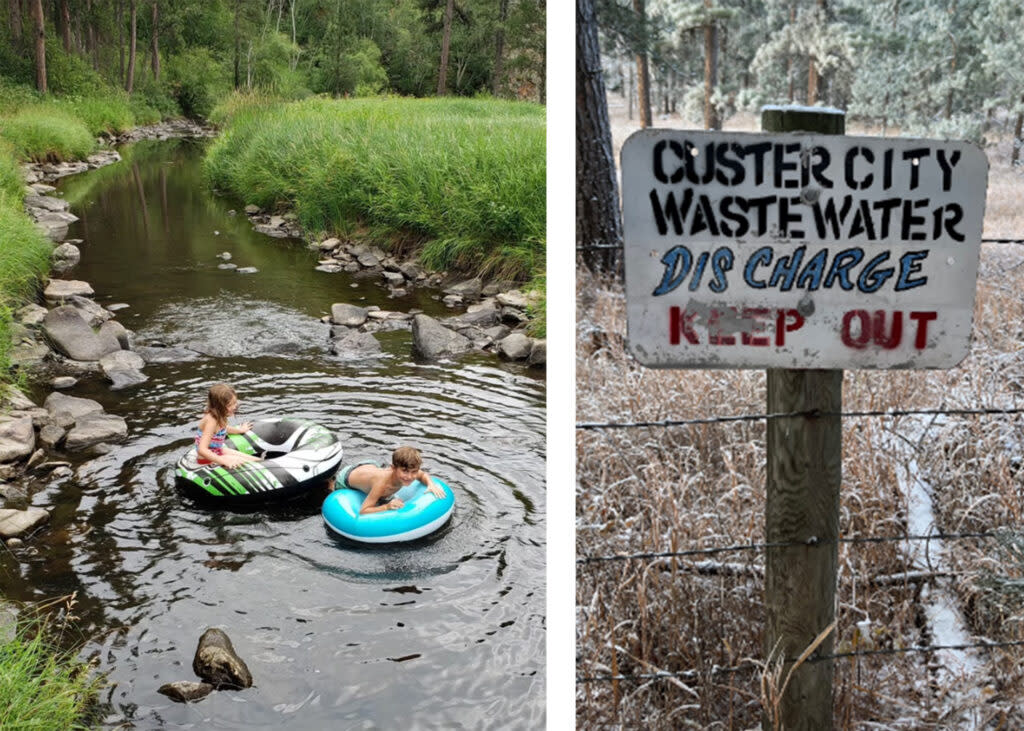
left=204, top=94, right=546, bottom=329
left=0, top=604, right=102, bottom=729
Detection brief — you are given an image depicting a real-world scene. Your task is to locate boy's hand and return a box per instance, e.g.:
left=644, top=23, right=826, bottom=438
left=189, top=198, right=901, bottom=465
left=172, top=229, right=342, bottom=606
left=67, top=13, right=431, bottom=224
left=387, top=498, right=405, bottom=510
left=427, top=483, right=445, bottom=498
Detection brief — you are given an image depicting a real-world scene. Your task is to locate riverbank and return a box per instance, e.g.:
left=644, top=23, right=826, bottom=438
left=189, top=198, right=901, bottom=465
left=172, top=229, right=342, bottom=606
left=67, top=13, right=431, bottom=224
left=204, top=94, right=546, bottom=333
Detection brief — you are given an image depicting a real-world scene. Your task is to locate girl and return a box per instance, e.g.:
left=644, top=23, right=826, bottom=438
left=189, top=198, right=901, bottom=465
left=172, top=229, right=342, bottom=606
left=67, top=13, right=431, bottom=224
left=194, top=383, right=261, bottom=469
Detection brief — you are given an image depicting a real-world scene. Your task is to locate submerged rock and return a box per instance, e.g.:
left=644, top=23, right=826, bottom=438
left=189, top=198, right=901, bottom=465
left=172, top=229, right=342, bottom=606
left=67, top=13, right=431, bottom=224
left=0, top=507, right=48, bottom=538
left=330, top=328, right=381, bottom=358
left=64, top=414, right=128, bottom=451
left=192, top=628, right=253, bottom=690
left=158, top=681, right=214, bottom=703
left=44, top=392, right=105, bottom=429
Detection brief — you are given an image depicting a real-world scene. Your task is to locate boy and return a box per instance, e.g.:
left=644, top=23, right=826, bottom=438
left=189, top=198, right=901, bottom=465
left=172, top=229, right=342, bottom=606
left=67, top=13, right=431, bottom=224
left=339, top=446, right=445, bottom=515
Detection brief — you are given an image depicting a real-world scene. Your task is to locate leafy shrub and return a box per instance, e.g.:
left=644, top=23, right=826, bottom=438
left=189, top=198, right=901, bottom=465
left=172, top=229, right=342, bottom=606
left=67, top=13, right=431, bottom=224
left=310, top=38, right=388, bottom=97
left=43, top=42, right=107, bottom=96
left=166, top=49, right=229, bottom=120
left=57, top=96, right=134, bottom=136
left=133, top=77, right=181, bottom=120
left=0, top=79, right=40, bottom=116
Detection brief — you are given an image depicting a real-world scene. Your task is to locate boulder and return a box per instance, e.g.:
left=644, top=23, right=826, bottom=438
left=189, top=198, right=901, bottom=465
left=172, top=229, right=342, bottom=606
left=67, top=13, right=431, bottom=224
left=64, top=414, right=128, bottom=451
left=99, top=320, right=131, bottom=349
left=158, top=681, right=214, bottom=703
left=0, top=416, right=34, bottom=462
left=497, top=332, right=533, bottom=361
left=444, top=278, right=483, bottom=301
left=398, top=261, right=424, bottom=280
left=383, top=271, right=405, bottom=287
left=50, top=377, right=77, bottom=389
left=44, top=392, right=104, bottom=429
left=0, top=603, right=16, bottom=642
left=16, top=303, right=48, bottom=326
left=38, top=424, right=65, bottom=449
left=244, top=204, right=260, bottom=215
left=192, top=628, right=253, bottom=690
left=330, top=303, right=369, bottom=327
left=411, top=314, right=473, bottom=360
left=528, top=339, right=547, bottom=367
left=235, top=267, right=259, bottom=274
left=1, top=386, right=35, bottom=411
left=446, top=306, right=500, bottom=329
left=330, top=328, right=381, bottom=358
left=318, top=237, right=341, bottom=251
left=50, top=242, right=81, bottom=272
left=496, top=290, right=531, bottom=309
left=44, top=279, right=94, bottom=301
left=43, top=306, right=121, bottom=361
left=67, top=295, right=112, bottom=327
left=99, top=350, right=147, bottom=390
left=32, top=211, right=78, bottom=241
left=0, top=507, right=48, bottom=538
left=134, top=345, right=202, bottom=364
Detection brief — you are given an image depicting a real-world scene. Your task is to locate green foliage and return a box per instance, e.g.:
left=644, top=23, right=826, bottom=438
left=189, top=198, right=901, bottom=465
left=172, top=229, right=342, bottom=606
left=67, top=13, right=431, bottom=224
left=0, top=140, right=24, bottom=202
left=0, top=195, right=51, bottom=302
left=311, top=37, right=388, bottom=97
left=0, top=608, right=103, bottom=730
left=0, top=106, right=95, bottom=162
left=166, top=48, right=230, bottom=120
left=43, top=42, right=108, bottom=97
left=132, top=78, right=182, bottom=120
left=205, top=96, right=545, bottom=282
left=0, top=79, right=41, bottom=116
left=55, top=95, right=134, bottom=136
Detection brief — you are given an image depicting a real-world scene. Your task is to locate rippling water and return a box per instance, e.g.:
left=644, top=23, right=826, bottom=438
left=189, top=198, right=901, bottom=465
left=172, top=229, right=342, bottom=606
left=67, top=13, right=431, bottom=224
left=5, top=140, right=545, bottom=728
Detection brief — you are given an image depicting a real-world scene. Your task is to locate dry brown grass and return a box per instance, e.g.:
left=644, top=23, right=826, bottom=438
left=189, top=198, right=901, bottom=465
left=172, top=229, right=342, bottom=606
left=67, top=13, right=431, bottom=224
left=577, top=104, right=1024, bottom=727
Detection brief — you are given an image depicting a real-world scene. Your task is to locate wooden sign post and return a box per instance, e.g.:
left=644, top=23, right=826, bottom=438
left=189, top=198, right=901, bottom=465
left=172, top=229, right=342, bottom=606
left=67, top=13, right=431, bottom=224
left=762, top=106, right=843, bottom=731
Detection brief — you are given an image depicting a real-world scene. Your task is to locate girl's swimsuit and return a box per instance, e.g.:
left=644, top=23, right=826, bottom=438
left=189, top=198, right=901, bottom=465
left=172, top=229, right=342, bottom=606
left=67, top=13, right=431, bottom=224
left=194, top=426, right=227, bottom=464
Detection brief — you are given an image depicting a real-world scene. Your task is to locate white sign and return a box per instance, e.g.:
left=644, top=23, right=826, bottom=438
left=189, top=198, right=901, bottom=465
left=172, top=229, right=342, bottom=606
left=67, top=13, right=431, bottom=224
left=621, top=130, right=989, bottom=369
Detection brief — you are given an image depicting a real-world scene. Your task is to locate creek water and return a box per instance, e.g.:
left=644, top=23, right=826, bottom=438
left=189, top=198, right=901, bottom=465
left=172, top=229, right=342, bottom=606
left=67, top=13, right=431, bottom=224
left=6, top=139, right=546, bottom=728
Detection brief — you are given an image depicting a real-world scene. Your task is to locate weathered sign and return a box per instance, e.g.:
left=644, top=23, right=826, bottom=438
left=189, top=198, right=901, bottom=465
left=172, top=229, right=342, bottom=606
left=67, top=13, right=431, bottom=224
left=621, top=130, right=989, bottom=369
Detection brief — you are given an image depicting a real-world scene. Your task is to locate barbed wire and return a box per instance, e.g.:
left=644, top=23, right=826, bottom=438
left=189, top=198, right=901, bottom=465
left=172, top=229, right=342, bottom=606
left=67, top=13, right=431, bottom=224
left=576, top=238, right=1024, bottom=251
left=577, top=530, right=1006, bottom=565
left=577, top=406, right=1024, bottom=431
left=576, top=639, right=1024, bottom=684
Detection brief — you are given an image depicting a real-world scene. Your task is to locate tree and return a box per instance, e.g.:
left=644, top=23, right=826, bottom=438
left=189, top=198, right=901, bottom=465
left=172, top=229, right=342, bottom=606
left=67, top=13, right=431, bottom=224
left=437, top=0, right=454, bottom=93
left=8, top=0, right=22, bottom=46
left=151, top=1, right=160, bottom=81
left=633, top=0, right=651, bottom=126
left=577, top=0, right=623, bottom=274
left=31, top=0, right=45, bottom=93
left=126, top=0, right=137, bottom=92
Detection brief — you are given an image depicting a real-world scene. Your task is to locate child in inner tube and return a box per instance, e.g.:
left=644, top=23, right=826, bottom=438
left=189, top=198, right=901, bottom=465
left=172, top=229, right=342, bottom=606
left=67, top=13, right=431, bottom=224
left=194, top=383, right=262, bottom=469
left=341, top=446, right=445, bottom=515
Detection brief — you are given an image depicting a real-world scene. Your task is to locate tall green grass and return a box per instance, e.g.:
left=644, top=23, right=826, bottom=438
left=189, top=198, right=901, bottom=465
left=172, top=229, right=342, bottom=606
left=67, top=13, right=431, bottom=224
left=0, top=106, right=95, bottom=162
left=205, top=95, right=546, bottom=284
left=0, top=607, right=102, bottom=729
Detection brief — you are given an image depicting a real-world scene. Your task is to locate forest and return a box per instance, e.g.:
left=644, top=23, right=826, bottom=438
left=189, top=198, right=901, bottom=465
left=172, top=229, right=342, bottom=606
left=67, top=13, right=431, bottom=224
left=594, top=0, right=1023, bottom=153
left=1, top=0, right=546, bottom=113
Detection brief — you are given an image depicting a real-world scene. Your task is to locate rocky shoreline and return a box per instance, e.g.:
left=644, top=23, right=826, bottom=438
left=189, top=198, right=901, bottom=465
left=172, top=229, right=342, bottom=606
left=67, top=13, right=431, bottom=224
left=1, top=119, right=545, bottom=547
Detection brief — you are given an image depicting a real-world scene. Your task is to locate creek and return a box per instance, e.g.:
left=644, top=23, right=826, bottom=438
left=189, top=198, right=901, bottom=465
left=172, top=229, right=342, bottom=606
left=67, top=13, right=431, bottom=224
left=5, top=138, right=545, bottom=728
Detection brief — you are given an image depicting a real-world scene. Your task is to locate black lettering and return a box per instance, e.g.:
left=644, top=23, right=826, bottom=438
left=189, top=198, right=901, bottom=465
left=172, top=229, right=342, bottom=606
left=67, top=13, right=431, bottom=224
left=742, top=142, right=772, bottom=185
left=774, top=142, right=801, bottom=189
left=745, top=195, right=777, bottom=236
left=720, top=196, right=750, bottom=238
left=902, top=148, right=930, bottom=189
left=715, top=142, right=745, bottom=186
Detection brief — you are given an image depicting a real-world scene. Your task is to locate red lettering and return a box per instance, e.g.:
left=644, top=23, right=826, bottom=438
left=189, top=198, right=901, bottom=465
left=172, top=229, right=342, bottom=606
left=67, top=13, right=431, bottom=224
left=909, top=311, right=937, bottom=349
left=841, top=310, right=870, bottom=348
left=740, top=307, right=770, bottom=346
left=708, top=309, right=736, bottom=345
left=669, top=306, right=699, bottom=345
left=775, top=309, right=805, bottom=346
left=872, top=310, right=902, bottom=349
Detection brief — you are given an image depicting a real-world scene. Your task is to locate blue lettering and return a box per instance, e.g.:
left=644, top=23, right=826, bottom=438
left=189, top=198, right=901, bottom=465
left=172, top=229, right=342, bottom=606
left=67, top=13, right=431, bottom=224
left=824, top=247, right=864, bottom=291
left=857, top=252, right=895, bottom=293
left=768, top=246, right=806, bottom=292
left=796, top=249, right=828, bottom=290
left=652, top=246, right=692, bottom=296
left=895, top=251, right=929, bottom=291
left=744, top=247, right=773, bottom=289
left=709, top=248, right=734, bottom=293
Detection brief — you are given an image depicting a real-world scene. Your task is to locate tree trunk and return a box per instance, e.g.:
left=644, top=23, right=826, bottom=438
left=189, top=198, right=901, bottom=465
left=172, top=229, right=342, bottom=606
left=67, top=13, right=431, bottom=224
left=234, top=0, right=241, bottom=89
left=9, top=0, right=22, bottom=45
left=703, top=0, right=719, bottom=130
left=118, top=0, right=125, bottom=85
left=437, top=0, right=454, bottom=95
left=59, top=0, right=71, bottom=52
left=492, top=0, right=508, bottom=96
left=576, top=0, right=623, bottom=274
left=126, top=0, right=137, bottom=93
left=808, top=59, right=818, bottom=105
left=787, top=1, right=795, bottom=102
left=31, top=0, right=45, bottom=93
left=633, top=0, right=651, bottom=127
left=150, top=0, right=159, bottom=81
left=1012, top=98, right=1023, bottom=167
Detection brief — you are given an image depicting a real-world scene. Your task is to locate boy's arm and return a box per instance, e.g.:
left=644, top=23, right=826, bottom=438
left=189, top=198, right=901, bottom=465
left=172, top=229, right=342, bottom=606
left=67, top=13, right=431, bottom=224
left=419, top=470, right=445, bottom=498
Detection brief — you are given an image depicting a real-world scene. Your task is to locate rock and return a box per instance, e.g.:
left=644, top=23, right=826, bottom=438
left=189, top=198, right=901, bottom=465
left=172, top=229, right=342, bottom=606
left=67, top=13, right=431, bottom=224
left=497, top=332, right=533, bottom=361
left=193, top=628, right=253, bottom=690
left=411, top=314, right=473, bottom=360
left=0, top=416, right=34, bottom=463
left=0, top=483, right=28, bottom=502
left=99, top=351, right=147, bottom=390
left=44, top=392, right=104, bottom=429
left=24, top=194, right=70, bottom=212
left=218, top=263, right=238, bottom=270
left=446, top=306, right=500, bottom=329
left=29, top=183, right=55, bottom=194
left=13, top=408, right=50, bottom=428
left=44, top=279, right=94, bottom=301
left=50, top=377, right=77, bottom=389
left=98, top=320, right=131, bottom=349
left=330, top=328, right=381, bottom=358
left=5, top=538, right=22, bottom=548
left=501, top=307, right=530, bottom=326
left=15, top=303, right=47, bottom=326
left=158, top=681, right=215, bottom=703
left=268, top=215, right=286, bottom=228
left=26, top=449, right=45, bottom=471
left=496, top=290, right=531, bottom=309
left=527, top=339, right=546, bottom=367
left=444, top=278, right=483, bottom=301
left=107, top=303, right=130, bottom=311
left=38, top=424, right=65, bottom=449
left=1, top=386, right=35, bottom=411
left=64, top=414, right=128, bottom=451
left=219, top=252, right=232, bottom=260
left=244, top=204, right=260, bottom=215
left=134, top=345, right=202, bottom=363
left=0, top=507, right=48, bottom=538
left=235, top=267, right=258, bottom=274
left=32, top=210, right=78, bottom=240
left=50, top=242, right=81, bottom=273
left=9, top=341, right=49, bottom=367
left=442, top=294, right=463, bottom=307
left=483, top=325, right=511, bottom=342
left=330, top=303, right=369, bottom=327
left=314, top=263, right=343, bottom=273
left=43, top=306, right=121, bottom=361
left=0, top=603, right=17, bottom=642
left=483, top=281, right=516, bottom=297
left=48, top=466, right=73, bottom=480
left=356, top=251, right=380, bottom=268
left=67, top=295, right=113, bottom=327
left=253, top=224, right=289, bottom=238
left=383, top=271, right=405, bottom=287
left=318, top=237, right=341, bottom=251
left=398, top=261, right=424, bottom=280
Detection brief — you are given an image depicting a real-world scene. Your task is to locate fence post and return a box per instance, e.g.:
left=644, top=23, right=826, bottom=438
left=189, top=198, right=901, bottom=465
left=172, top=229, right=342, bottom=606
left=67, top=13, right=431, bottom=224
left=762, top=106, right=845, bottom=731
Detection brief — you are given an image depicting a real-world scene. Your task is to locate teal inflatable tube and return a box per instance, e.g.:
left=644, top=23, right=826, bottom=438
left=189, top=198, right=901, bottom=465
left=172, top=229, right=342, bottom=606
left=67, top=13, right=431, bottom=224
left=322, top=476, right=455, bottom=543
